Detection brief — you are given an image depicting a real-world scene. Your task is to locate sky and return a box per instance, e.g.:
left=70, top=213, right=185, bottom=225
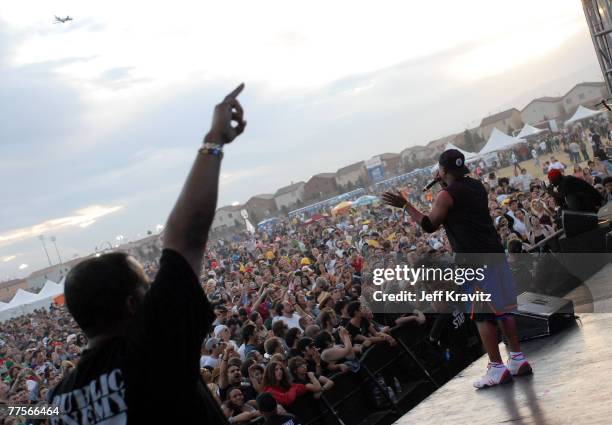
left=0, top=0, right=604, bottom=280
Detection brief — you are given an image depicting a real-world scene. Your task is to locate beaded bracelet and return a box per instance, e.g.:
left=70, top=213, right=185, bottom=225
left=199, top=142, right=224, bottom=160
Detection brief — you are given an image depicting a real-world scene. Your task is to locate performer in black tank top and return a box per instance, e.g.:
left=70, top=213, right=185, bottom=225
left=382, top=149, right=532, bottom=389
left=442, top=176, right=504, bottom=254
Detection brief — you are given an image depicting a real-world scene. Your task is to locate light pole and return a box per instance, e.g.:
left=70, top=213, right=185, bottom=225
left=50, top=236, right=63, bottom=265
left=38, top=235, right=53, bottom=267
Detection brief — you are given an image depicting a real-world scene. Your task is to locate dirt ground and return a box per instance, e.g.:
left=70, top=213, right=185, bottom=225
left=493, top=143, right=598, bottom=180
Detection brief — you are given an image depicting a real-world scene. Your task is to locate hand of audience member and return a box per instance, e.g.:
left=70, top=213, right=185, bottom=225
left=385, top=335, right=397, bottom=346
left=414, top=309, right=426, bottom=325
left=204, top=83, right=247, bottom=145
left=338, top=326, right=349, bottom=340
left=248, top=364, right=260, bottom=382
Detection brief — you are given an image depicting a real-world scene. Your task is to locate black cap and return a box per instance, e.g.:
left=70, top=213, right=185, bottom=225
left=256, top=392, right=278, bottom=413
left=438, top=149, right=469, bottom=175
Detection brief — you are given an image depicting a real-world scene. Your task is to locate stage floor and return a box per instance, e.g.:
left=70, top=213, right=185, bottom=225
left=395, top=264, right=612, bottom=425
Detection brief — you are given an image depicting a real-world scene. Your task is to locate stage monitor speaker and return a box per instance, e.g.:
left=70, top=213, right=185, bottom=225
left=512, top=292, right=576, bottom=341
left=562, top=210, right=599, bottom=238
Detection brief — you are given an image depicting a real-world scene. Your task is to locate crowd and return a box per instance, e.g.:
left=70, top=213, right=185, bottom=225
left=0, top=306, right=85, bottom=410
left=1, top=122, right=611, bottom=424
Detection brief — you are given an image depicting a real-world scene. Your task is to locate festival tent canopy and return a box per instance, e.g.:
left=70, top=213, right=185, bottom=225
left=257, top=217, right=279, bottom=229
left=0, top=282, right=65, bottom=322
left=37, top=280, right=64, bottom=298
left=331, top=201, right=353, bottom=216
left=516, top=124, right=546, bottom=139
left=303, top=213, right=328, bottom=225
left=478, top=128, right=526, bottom=155
left=7, top=288, right=39, bottom=305
left=564, top=105, right=603, bottom=126
left=352, top=195, right=379, bottom=207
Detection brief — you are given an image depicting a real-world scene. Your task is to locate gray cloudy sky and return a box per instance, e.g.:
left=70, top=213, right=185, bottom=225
left=0, top=0, right=604, bottom=279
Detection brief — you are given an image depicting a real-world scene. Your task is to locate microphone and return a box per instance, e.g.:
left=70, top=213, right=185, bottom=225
left=422, top=178, right=440, bottom=193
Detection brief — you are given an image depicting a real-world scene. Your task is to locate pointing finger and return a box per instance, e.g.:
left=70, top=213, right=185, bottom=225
left=225, top=82, right=245, bottom=100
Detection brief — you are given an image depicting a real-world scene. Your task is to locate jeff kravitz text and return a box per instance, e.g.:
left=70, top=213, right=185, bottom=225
left=371, top=290, right=491, bottom=302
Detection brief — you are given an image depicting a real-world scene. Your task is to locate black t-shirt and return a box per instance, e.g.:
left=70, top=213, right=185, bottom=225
left=305, top=359, right=317, bottom=374
left=428, top=309, right=471, bottom=347
left=48, top=249, right=225, bottom=424
left=443, top=177, right=505, bottom=254
left=345, top=318, right=371, bottom=342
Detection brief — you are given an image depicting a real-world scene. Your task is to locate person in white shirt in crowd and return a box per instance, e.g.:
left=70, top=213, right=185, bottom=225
left=548, top=157, right=566, bottom=172
left=518, top=169, right=533, bottom=192
left=568, top=141, right=581, bottom=164
left=215, top=325, right=240, bottom=351
left=509, top=169, right=522, bottom=190
left=201, top=337, right=224, bottom=368
left=487, top=172, right=498, bottom=189
left=506, top=198, right=520, bottom=220
left=272, top=301, right=304, bottom=330
left=510, top=151, right=520, bottom=172
left=511, top=209, right=528, bottom=240
left=531, top=147, right=540, bottom=166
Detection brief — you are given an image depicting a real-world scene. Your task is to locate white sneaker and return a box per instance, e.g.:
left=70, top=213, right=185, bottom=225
left=473, top=363, right=512, bottom=389
left=507, top=356, right=532, bottom=376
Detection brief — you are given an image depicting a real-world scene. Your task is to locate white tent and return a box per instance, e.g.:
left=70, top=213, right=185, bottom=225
left=564, top=105, right=602, bottom=126
left=516, top=124, right=546, bottom=139
left=478, top=128, right=526, bottom=155
left=0, top=281, right=64, bottom=322
left=38, top=280, right=64, bottom=298
left=7, top=288, right=40, bottom=305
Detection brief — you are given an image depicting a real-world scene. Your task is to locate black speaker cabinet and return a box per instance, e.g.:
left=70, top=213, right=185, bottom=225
left=512, top=292, right=576, bottom=341
left=562, top=210, right=599, bottom=238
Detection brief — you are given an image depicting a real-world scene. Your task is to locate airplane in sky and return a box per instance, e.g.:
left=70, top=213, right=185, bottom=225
left=53, top=15, right=73, bottom=24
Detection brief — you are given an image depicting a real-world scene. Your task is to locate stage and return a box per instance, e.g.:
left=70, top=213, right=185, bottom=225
left=394, top=264, right=612, bottom=425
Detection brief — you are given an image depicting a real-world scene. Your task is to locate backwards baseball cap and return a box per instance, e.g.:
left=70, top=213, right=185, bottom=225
left=439, top=149, right=469, bottom=176
left=547, top=168, right=563, bottom=184
left=205, top=337, right=220, bottom=351
left=256, top=392, right=278, bottom=413
left=214, top=325, right=228, bottom=337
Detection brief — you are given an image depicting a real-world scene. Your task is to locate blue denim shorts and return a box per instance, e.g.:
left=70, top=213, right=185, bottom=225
left=463, top=260, right=518, bottom=321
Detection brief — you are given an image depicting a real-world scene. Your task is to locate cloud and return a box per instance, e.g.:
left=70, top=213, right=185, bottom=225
left=0, top=255, right=17, bottom=263
left=220, top=165, right=279, bottom=186
left=97, top=66, right=152, bottom=90
left=0, top=205, right=123, bottom=247
left=100, top=66, right=133, bottom=81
